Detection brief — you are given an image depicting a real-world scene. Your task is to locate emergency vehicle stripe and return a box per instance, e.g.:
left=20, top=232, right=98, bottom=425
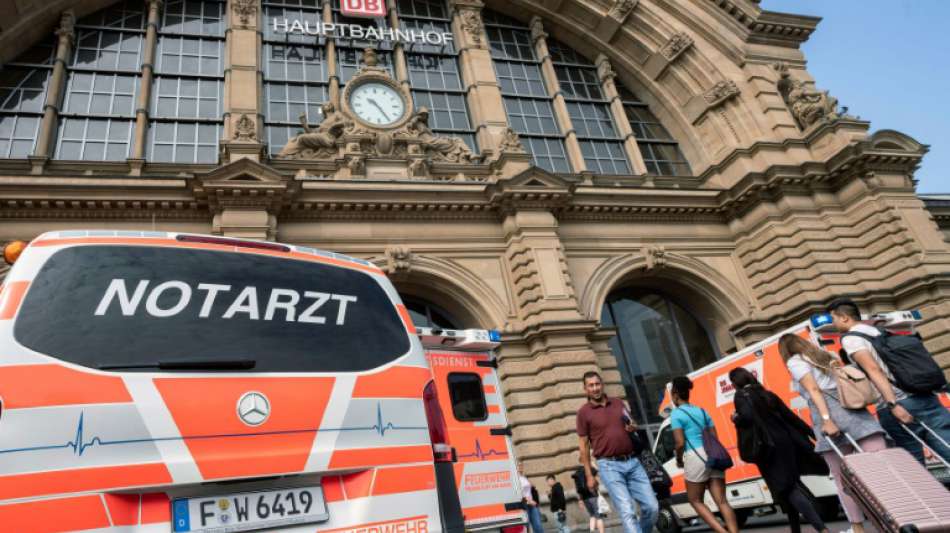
left=462, top=502, right=516, bottom=520
left=328, top=445, right=433, bottom=469
left=483, top=385, right=496, bottom=394
left=103, top=493, right=139, bottom=526
left=395, top=304, right=415, bottom=333
left=341, top=469, right=374, bottom=499
left=0, top=494, right=110, bottom=532
left=140, top=492, right=171, bottom=524
left=322, top=475, right=344, bottom=503
left=372, top=465, right=435, bottom=495
left=352, top=366, right=432, bottom=398
left=30, top=238, right=382, bottom=274
left=487, top=405, right=500, bottom=414
left=0, top=280, right=28, bottom=320
left=0, top=462, right=172, bottom=500
left=317, top=515, right=427, bottom=533
left=0, top=364, right=132, bottom=408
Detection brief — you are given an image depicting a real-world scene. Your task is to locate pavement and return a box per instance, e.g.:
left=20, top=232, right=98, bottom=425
left=589, top=511, right=877, bottom=533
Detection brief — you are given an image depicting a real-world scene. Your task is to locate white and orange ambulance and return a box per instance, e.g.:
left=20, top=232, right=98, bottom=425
left=650, top=310, right=950, bottom=532
left=0, top=230, right=514, bottom=533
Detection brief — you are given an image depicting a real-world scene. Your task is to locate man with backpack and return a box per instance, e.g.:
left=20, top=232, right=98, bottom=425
left=828, top=299, right=950, bottom=464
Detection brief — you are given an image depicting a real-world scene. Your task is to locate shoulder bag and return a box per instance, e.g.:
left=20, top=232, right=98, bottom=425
left=680, top=407, right=734, bottom=471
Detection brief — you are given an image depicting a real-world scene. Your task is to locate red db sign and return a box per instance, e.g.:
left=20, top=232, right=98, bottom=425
left=340, top=0, right=386, bottom=18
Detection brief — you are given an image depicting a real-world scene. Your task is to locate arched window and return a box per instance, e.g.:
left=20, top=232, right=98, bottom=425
left=617, top=85, right=691, bottom=176
left=401, top=295, right=460, bottom=329
left=601, top=289, right=718, bottom=441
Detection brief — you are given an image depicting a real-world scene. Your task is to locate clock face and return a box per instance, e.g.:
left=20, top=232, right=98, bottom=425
left=349, top=82, right=406, bottom=127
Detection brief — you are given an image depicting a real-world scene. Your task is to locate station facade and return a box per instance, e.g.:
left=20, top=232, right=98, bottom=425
left=0, top=0, right=949, bottom=492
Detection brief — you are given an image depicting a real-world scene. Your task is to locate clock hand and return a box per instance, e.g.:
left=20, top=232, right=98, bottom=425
left=367, top=98, right=391, bottom=121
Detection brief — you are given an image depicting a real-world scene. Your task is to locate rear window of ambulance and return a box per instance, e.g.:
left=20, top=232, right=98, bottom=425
left=13, top=245, right=410, bottom=372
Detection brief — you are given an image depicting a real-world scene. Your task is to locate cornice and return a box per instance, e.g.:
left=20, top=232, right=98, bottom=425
left=747, top=10, right=820, bottom=48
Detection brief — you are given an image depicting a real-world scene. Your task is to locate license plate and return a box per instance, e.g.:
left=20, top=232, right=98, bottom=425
left=172, top=486, right=328, bottom=533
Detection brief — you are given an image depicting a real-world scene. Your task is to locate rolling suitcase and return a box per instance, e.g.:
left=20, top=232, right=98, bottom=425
left=826, top=429, right=950, bottom=532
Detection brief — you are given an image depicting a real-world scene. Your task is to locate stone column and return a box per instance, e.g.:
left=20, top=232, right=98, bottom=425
left=325, top=3, right=340, bottom=107
left=450, top=0, right=507, bottom=156
left=530, top=16, right=585, bottom=172
left=221, top=0, right=264, bottom=162
left=31, top=11, right=75, bottom=173
left=596, top=54, right=647, bottom=175
left=130, top=0, right=162, bottom=170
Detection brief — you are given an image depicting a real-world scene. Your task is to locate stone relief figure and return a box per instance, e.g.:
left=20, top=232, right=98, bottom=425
left=406, top=107, right=481, bottom=164
left=775, top=63, right=839, bottom=129
left=277, top=102, right=347, bottom=159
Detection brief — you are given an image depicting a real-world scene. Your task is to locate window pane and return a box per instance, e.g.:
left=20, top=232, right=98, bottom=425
left=447, top=373, right=488, bottom=421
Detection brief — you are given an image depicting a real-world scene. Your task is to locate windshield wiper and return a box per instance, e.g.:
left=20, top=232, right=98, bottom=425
left=98, top=359, right=257, bottom=371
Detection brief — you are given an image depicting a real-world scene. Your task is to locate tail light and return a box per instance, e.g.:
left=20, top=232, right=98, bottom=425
left=502, top=526, right=526, bottom=533
left=423, top=380, right=454, bottom=463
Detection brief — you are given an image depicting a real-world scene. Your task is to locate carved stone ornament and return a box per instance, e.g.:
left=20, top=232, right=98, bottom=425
left=643, top=245, right=667, bottom=271
left=232, top=0, right=258, bottom=26
left=384, top=246, right=412, bottom=275
left=234, top=114, right=256, bottom=141
left=703, top=80, right=740, bottom=107
left=607, top=0, right=638, bottom=21
left=530, top=16, right=547, bottom=43
left=498, top=127, right=525, bottom=154
left=459, top=10, right=483, bottom=47
left=774, top=62, right=840, bottom=130
left=595, top=54, right=616, bottom=84
left=56, top=11, right=76, bottom=44
left=408, top=158, right=428, bottom=178
left=277, top=102, right=347, bottom=159
left=660, top=32, right=693, bottom=62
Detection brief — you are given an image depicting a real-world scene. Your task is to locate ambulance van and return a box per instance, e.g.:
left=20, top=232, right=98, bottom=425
left=0, top=230, right=483, bottom=533
left=650, top=311, right=950, bottom=532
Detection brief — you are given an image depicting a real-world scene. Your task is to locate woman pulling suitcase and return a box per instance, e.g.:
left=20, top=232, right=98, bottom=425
left=778, top=334, right=888, bottom=533
left=729, top=367, right=831, bottom=533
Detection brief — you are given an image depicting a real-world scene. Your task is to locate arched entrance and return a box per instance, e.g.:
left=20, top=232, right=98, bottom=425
left=401, top=295, right=463, bottom=329
left=601, top=288, right=720, bottom=442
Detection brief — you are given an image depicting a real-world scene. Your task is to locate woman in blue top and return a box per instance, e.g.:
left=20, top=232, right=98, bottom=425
left=671, top=376, right=738, bottom=533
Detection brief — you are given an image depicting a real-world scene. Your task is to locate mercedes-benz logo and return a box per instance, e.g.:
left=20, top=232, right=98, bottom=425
left=237, top=391, right=271, bottom=427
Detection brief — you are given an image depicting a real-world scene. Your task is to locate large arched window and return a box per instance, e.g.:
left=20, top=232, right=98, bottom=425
left=401, top=295, right=460, bottom=329
left=601, top=289, right=718, bottom=441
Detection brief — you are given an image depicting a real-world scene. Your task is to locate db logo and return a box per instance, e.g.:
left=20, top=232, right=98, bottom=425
left=340, top=0, right=386, bottom=18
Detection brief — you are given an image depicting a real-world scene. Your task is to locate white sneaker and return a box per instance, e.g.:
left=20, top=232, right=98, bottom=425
left=839, top=528, right=854, bottom=533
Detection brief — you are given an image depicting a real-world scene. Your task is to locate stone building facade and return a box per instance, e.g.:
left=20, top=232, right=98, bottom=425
left=1, top=0, right=948, bottom=500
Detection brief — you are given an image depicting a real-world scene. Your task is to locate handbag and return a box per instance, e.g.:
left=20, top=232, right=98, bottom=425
left=681, top=407, right=734, bottom=471
left=814, top=360, right=880, bottom=410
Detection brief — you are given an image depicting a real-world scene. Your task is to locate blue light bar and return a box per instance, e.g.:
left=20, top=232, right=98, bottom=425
left=911, top=309, right=922, bottom=320
left=810, top=313, right=833, bottom=329
left=488, top=330, right=501, bottom=342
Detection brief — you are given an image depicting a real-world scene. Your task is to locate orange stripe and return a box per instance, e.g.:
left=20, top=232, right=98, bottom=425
left=322, top=475, right=344, bottom=503
left=395, top=304, right=415, bottom=333
left=0, top=281, right=28, bottom=320
left=103, top=493, right=139, bottom=526
left=0, top=463, right=172, bottom=501
left=372, top=465, right=435, bottom=496
left=463, top=502, right=520, bottom=521
left=352, top=366, right=431, bottom=398
left=140, top=492, right=171, bottom=524
left=487, top=404, right=501, bottom=414
left=31, top=237, right=382, bottom=274
left=341, top=469, right=374, bottom=499
left=329, top=445, right=433, bottom=469
left=0, top=495, right=110, bottom=533
left=318, top=515, right=427, bottom=533
left=483, top=385, right=497, bottom=394
left=0, top=364, right=132, bottom=409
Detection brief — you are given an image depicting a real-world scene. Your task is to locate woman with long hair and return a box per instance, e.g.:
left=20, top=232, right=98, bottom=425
left=778, top=334, right=887, bottom=533
left=729, top=367, right=830, bottom=533
left=670, top=376, right=739, bottom=533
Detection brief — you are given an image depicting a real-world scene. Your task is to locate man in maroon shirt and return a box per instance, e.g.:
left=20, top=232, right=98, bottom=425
left=577, top=371, right=658, bottom=533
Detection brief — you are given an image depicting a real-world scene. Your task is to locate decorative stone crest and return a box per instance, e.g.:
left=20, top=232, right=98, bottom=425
left=607, top=0, right=638, bottom=21
left=234, top=114, right=256, bottom=141
left=498, top=128, right=525, bottom=154
left=278, top=103, right=347, bottom=159
left=232, top=0, right=258, bottom=26
left=660, top=32, right=693, bottom=62
left=643, top=245, right=667, bottom=271
left=703, top=80, right=740, bottom=107
left=459, top=10, right=484, bottom=47
left=773, top=62, right=840, bottom=130
left=384, top=246, right=412, bottom=275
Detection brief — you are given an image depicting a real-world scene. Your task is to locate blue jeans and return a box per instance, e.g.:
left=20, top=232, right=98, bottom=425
left=554, top=513, right=571, bottom=533
left=878, top=393, right=950, bottom=465
left=596, top=457, right=659, bottom=533
left=526, top=505, right=543, bottom=533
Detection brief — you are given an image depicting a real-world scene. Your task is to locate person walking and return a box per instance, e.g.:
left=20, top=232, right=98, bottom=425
left=669, top=376, right=739, bottom=533
left=778, top=333, right=887, bottom=533
left=518, top=461, right=544, bottom=533
left=547, top=475, right=570, bottom=533
left=576, top=371, right=658, bottom=533
left=827, top=299, right=950, bottom=465
left=571, top=462, right=605, bottom=533
left=729, top=367, right=831, bottom=533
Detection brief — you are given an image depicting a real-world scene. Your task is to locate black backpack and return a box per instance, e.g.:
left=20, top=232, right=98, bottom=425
left=845, top=329, right=948, bottom=395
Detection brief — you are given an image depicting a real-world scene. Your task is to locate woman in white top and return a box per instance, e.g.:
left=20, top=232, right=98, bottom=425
left=778, top=334, right=886, bottom=533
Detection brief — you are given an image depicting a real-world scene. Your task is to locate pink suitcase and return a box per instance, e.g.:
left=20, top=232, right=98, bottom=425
left=827, top=432, right=950, bottom=533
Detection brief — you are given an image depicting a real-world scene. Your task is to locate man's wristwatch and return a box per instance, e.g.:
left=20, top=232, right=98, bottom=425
left=821, top=414, right=831, bottom=421
left=885, top=401, right=898, bottom=410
